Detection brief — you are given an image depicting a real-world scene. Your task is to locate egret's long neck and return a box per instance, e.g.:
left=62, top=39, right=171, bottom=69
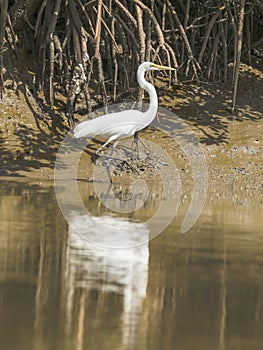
left=137, top=68, right=158, bottom=123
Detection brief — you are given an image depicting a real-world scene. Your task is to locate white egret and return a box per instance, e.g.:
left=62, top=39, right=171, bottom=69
left=73, top=62, right=176, bottom=153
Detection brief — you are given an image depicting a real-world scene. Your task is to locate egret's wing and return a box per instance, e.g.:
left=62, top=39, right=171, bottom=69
left=73, top=114, right=112, bottom=138
left=73, top=109, right=145, bottom=139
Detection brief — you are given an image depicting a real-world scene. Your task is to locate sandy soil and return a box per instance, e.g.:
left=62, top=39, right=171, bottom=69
left=0, top=63, right=262, bottom=207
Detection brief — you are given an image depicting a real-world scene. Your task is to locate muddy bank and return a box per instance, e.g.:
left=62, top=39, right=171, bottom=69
left=0, top=64, right=262, bottom=207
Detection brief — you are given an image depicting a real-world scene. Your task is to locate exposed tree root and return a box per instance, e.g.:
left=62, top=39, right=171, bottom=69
left=0, top=0, right=262, bottom=116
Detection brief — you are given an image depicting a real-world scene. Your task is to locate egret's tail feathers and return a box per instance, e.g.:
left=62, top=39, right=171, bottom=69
left=73, top=121, right=90, bottom=138
left=73, top=128, right=85, bottom=138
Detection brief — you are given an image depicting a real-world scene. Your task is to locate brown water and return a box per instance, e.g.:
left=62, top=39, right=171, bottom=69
left=0, top=179, right=262, bottom=350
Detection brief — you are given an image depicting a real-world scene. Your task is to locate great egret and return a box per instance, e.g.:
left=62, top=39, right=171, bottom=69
left=73, top=62, right=175, bottom=153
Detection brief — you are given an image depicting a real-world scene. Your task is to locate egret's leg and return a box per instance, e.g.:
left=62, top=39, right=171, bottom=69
left=137, top=136, right=151, bottom=152
left=133, top=132, right=151, bottom=158
left=96, top=135, right=119, bottom=155
left=106, top=165, right=113, bottom=184
left=100, top=141, right=119, bottom=183
left=109, top=141, right=119, bottom=157
left=134, top=132, right=139, bottom=158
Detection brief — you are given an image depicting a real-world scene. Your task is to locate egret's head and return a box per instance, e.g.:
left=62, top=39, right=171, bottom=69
left=139, top=61, right=176, bottom=72
left=137, top=61, right=176, bottom=87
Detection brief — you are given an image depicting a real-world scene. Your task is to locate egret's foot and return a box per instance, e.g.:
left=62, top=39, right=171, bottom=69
left=95, top=147, right=104, bottom=156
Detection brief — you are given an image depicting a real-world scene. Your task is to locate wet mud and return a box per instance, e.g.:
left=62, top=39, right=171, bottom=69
left=0, top=63, right=262, bottom=208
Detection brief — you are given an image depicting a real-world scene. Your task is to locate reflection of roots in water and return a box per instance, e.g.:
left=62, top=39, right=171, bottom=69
left=111, top=185, right=134, bottom=201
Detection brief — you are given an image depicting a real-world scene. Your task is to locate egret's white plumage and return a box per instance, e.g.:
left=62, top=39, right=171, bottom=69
left=73, top=62, right=175, bottom=153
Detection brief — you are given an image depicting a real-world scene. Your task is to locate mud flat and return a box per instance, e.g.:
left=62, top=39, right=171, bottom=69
left=0, top=64, right=262, bottom=208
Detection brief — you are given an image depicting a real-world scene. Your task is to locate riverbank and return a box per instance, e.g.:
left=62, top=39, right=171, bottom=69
left=0, top=63, right=262, bottom=208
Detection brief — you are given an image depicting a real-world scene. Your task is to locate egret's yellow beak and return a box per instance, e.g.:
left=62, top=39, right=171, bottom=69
left=151, top=63, right=176, bottom=71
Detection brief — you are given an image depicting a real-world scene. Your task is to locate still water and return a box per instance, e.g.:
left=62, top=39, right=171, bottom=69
left=0, top=179, right=262, bottom=350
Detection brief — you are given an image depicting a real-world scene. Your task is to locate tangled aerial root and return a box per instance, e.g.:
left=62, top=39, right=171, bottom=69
left=0, top=0, right=262, bottom=115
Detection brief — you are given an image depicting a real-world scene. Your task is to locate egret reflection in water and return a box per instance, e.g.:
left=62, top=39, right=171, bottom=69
left=65, top=213, right=149, bottom=349
left=68, top=211, right=150, bottom=248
